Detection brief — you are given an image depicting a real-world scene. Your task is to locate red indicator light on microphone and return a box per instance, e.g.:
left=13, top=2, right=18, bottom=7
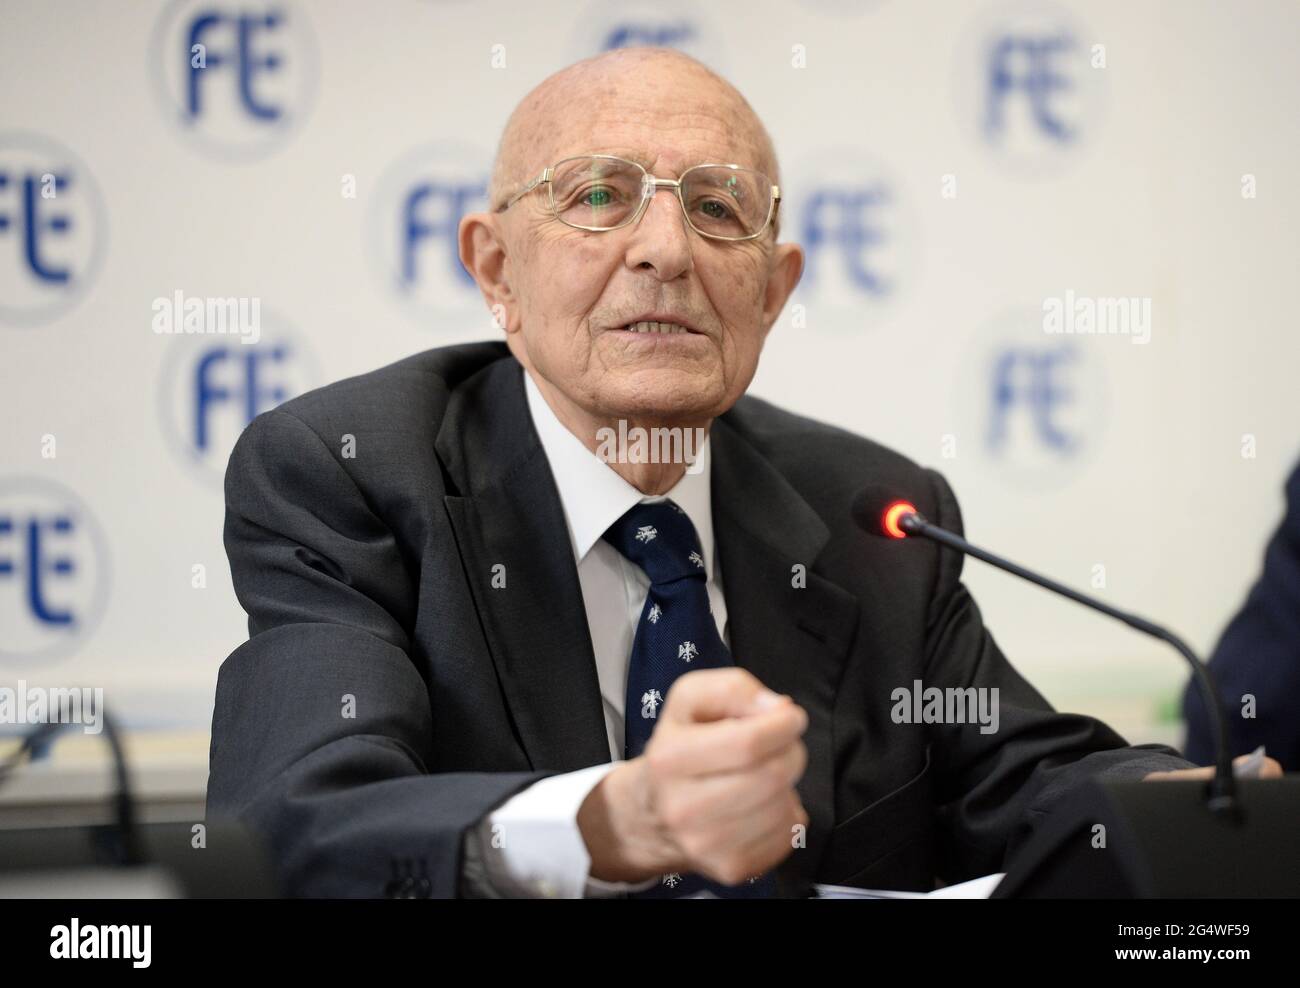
left=882, top=501, right=917, bottom=539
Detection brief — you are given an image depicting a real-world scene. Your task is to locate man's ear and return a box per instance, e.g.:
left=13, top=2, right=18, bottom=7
left=760, top=240, right=805, bottom=335
left=458, top=211, right=518, bottom=334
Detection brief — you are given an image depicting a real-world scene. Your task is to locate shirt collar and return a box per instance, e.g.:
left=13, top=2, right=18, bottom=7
left=523, top=368, right=716, bottom=577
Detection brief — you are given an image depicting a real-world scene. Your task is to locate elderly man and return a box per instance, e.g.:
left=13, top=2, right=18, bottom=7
left=207, top=48, right=1265, bottom=899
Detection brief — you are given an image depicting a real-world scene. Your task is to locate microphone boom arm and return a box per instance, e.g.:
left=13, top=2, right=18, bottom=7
left=900, top=510, right=1239, bottom=815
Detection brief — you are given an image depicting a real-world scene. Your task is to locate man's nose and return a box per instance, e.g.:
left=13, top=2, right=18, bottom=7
left=623, top=187, right=693, bottom=280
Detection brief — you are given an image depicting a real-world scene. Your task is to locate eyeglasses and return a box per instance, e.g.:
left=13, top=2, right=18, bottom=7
left=495, top=154, right=780, bottom=242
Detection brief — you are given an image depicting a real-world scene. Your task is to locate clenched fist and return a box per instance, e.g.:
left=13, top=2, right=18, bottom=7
left=578, top=667, right=809, bottom=887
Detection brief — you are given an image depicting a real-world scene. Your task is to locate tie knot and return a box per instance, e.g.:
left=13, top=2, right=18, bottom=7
left=602, top=499, right=707, bottom=585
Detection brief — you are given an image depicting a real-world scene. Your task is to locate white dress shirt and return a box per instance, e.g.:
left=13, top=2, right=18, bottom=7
left=465, top=369, right=730, bottom=897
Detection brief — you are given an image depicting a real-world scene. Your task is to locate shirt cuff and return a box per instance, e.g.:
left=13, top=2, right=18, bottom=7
left=476, top=761, right=658, bottom=898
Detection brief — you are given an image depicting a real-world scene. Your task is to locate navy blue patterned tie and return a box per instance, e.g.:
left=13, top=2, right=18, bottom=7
left=603, top=498, right=776, bottom=899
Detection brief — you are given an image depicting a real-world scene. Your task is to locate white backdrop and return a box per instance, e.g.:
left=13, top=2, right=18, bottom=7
left=2, top=0, right=1298, bottom=791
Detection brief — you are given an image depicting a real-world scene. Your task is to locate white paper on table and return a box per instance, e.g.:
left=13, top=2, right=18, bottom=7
left=812, top=872, right=1005, bottom=899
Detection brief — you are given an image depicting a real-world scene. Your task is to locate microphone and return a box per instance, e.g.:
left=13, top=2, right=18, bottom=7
left=850, top=484, right=1239, bottom=815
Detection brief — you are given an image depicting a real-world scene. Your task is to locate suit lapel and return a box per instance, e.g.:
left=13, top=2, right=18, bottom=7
left=436, top=358, right=612, bottom=773
left=711, top=412, right=860, bottom=894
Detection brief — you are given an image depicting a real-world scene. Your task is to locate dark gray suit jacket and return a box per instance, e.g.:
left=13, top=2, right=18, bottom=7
left=206, top=341, right=1192, bottom=897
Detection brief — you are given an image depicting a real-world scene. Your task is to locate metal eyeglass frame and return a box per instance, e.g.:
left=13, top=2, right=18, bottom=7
left=495, top=153, right=781, bottom=242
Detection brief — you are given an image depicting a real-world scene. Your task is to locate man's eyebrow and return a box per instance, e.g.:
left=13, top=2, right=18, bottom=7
left=585, top=148, right=656, bottom=168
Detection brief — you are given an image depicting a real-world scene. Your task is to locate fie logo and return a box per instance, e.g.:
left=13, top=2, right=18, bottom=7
left=955, top=2, right=1107, bottom=175
left=158, top=316, right=318, bottom=484
left=149, top=0, right=319, bottom=159
left=570, top=0, right=728, bottom=73
left=367, top=143, right=491, bottom=326
left=0, top=134, right=106, bottom=326
left=955, top=308, right=1108, bottom=488
left=0, top=479, right=110, bottom=663
left=785, top=148, right=915, bottom=330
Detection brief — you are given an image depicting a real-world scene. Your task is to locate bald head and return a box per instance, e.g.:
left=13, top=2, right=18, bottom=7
left=488, top=48, right=780, bottom=213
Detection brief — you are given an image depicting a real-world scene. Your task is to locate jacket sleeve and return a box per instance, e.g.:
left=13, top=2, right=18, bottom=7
left=917, top=468, right=1195, bottom=882
left=206, top=407, right=553, bottom=897
left=1183, top=462, right=1300, bottom=770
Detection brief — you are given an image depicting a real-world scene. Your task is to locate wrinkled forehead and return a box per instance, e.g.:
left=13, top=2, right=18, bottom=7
left=545, top=88, right=772, bottom=176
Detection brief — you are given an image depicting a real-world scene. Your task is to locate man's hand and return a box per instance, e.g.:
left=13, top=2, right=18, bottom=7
left=578, top=667, right=809, bottom=886
left=1143, top=753, right=1283, bottom=781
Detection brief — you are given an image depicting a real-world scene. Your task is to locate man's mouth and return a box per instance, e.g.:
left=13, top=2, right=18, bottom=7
left=619, top=320, right=696, bottom=335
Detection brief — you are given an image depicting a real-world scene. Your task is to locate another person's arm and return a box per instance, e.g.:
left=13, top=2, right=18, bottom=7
left=1184, top=462, right=1300, bottom=770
